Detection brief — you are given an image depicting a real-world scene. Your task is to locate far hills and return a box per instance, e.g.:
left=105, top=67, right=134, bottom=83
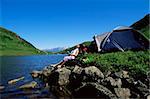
left=0, top=27, right=45, bottom=56
left=43, top=47, right=66, bottom=53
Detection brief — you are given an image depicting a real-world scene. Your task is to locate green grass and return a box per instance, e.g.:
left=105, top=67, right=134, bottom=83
left=0, top=27, right=46, bottom=56
left=77, top=50, right=150, bottom=77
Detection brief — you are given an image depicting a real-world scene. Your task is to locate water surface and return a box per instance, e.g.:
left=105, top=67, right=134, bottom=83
left=0, top=54, right=65, bottom=98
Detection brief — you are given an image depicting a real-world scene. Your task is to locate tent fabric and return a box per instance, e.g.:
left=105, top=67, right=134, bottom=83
left=94, top=26, right=149, bottom=52
left=94, top=32, right=110, bottom=51
left=113, top=26, right=132, bottom=31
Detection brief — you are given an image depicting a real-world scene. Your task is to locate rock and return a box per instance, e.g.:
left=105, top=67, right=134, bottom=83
left=42, top=68, right=52, bottom=77
left=51, top=86, right=72, bottom=98
left=114, top=88, right=131, bottom=99
left=49, top=67, right=71, bottom=86
left=147, top=95, right=150, bottom=99
left=31, top=70, right=42, bottom=78
left=112, top=70, right=129, bottom=79
left=84, top=66, right=104, bottom=79
left=105, top=71, right=111, bottom=77
left=8, top=76, right=25, bottom=84
left=105, top=77, right=122, bottom=87
left=0, top=85, right=5, bottom=90
left=135, top=80, right=150, bottom=97
left=137, top=80, right=147, bottom=88
left=72, top=66, right=104, bottom=81
left=33, top=62, right=149, bottom=98
left=122, top=70, right=129, bottom=78
left=72, top=65, right=83, bottom=74
left=19, top=81, right=37, bottom=89
left=74, top=82, right=117, bottom=98
left=56, top=67, right=71, bottom=86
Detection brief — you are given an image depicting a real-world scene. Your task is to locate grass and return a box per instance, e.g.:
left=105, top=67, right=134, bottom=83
left=77, top=50, right=150, bottom=77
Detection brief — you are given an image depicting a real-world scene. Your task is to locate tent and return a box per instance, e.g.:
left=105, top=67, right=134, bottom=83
left=93, top=26, right=149, bottom=52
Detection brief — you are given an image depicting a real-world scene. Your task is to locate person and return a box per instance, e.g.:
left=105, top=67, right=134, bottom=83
left=79, top=44, right=88, bottom=55
left=51, top=45, right=80, bottom=69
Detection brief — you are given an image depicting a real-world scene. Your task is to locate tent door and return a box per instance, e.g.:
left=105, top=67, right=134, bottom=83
left=111, top=40, right=124, bottom=52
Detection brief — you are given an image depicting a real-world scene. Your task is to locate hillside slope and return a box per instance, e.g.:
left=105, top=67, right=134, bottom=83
left=131, top=14, right=150, bottom=38
left=0, top=27, right=45, bottom=56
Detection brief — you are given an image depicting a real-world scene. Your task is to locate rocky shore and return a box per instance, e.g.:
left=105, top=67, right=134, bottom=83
left=31, top=60, right=150, bottom=99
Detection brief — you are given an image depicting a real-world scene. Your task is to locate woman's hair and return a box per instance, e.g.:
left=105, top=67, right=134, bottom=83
left=79, top=44, right=84, bottom=49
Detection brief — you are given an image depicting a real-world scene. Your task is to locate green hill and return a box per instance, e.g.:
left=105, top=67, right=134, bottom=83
left=0, top=27, right=45, bottom=56
left=131, top=14, right=150, bottom=39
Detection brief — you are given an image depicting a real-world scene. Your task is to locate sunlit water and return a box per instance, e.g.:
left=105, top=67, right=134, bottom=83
left=0, top=54, right=65, bottom=98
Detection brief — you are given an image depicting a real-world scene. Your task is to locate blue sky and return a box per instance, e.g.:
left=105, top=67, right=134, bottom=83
left=1, top=0, right=149, bottom=49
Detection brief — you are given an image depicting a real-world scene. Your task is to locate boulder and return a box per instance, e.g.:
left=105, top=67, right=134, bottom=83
left=84, top=66, right=104, bottom=79
left=74, top=82, right=117, bottom=99
left=72, top=65, right=104, bottom=81
left=55, top=67, right=71, bottom=86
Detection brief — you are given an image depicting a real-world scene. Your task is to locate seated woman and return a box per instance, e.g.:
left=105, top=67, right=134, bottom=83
left=52, top=45, right=80, bottom=69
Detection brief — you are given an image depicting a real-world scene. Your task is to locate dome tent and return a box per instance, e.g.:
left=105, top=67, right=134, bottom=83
left=93, top=26, right=149, bottom=52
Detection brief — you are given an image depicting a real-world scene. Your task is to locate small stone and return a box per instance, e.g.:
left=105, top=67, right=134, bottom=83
left=19, top=81, right=37, bottom=89
left=105, top=71, right=111, bottom=77
left=31, top=70, right=42, bottom=78
left=122, top=70, right=129, bottom=78
left=8, top=76, right=25, bottom=84
left=0, top=86, right=5, bottom=90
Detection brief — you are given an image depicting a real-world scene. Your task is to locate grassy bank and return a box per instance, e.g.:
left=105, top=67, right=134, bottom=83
left=77, top=50, right=150, bottom=77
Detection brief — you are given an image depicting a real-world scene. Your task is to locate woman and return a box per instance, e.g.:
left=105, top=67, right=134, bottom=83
left=52, top=45, right=80, bottom=69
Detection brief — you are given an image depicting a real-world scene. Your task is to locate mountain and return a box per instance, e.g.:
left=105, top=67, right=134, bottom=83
left=0, top=27, right=45, bottom=56
left=130, top=14, right=150, bottom=38
left=43, top=47, right=66, bottom=52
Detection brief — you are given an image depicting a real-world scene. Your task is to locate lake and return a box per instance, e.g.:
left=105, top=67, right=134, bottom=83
left=0, top=54, right=65, bottom=98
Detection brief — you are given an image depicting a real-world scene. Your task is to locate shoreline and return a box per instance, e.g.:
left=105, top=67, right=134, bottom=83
left=31, top=58, right=150, bottom=98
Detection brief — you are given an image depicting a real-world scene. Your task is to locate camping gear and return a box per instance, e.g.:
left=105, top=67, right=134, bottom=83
left=93, top=26, right=149, bottom=52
